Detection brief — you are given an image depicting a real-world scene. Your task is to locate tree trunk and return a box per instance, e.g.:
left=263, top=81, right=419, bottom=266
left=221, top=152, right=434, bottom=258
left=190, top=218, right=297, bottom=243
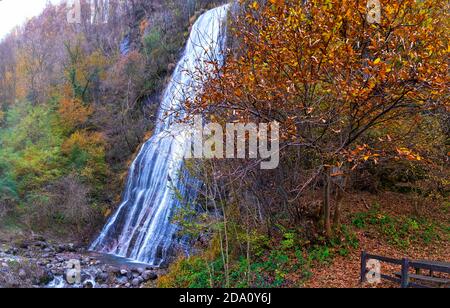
left=323, top=168, right=332, bottom=237
left=333, top=188, right=343, bottom=231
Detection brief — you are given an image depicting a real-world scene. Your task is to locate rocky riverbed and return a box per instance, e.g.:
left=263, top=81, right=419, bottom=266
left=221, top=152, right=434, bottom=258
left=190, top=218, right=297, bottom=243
left=0, top=236, right=162, bottom=288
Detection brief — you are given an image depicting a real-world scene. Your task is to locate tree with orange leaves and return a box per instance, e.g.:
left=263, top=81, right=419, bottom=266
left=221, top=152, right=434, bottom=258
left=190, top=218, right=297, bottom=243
left=190, top=0, right=449, bottom=235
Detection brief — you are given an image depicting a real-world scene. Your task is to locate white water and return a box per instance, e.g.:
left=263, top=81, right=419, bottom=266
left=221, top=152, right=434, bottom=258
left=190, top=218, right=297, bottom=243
left=90, top=5, right=229, bottom=266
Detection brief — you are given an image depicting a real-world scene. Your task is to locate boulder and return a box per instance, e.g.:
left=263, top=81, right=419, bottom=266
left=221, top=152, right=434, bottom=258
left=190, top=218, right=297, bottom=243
left=142, top=271, right=158, bottom=281
left=107, top=266, right=120, bottom=274
left=131, top=278, right=140, bottom=287
left=96, top=272, right=109, bottom=283
left=133, top=267, right=145, bottom=274
left=116, top=276, right=128, bottom=285
left=18, top=269, right=27, bottom=279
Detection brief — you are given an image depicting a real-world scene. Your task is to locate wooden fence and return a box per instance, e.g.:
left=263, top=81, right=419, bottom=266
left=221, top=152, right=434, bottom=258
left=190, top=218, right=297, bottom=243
left=360, top=251, right=450, bottom=288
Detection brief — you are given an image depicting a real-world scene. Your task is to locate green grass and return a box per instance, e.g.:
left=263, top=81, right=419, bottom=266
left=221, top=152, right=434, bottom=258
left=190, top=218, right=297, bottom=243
left=351, top=205, right=444, bottom=248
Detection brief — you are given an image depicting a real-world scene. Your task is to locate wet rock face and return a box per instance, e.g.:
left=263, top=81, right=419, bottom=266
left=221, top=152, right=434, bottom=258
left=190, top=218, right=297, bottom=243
left=0, top=237, right=161, bottom=288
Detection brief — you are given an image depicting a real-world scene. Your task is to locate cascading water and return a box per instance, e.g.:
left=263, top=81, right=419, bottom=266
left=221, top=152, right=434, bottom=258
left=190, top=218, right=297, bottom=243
left=90, top=5, right=229, bottom=267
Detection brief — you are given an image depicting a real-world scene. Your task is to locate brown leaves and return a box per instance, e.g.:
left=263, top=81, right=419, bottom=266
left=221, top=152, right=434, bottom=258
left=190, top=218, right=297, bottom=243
left=58, top=96, right=92, bottom=130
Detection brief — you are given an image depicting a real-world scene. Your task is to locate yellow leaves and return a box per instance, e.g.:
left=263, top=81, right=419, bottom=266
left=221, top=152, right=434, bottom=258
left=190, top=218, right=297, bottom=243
left=58, top=97, right=92, bottom=130
left=269, top=0, right=284, bottom=7
left=62, top=130, right=107, bottom=182
left=346, top=144, right=384, bottom=166
left=104, top=208, right=112, bottom=218
left=83, top=50, right=109, bottom=81
left=367, top=78, right=377, bottom=90
left=62, top=130, right=105, bottom=157
left=376, top=214, right=386, bottom=220
left=322, top=32, right=331, bottom=41
left=250, top=1, right=259, bottom=10
left=195, top=0, right=447, bottom=172
left=396, top=147, right=423, bottom=161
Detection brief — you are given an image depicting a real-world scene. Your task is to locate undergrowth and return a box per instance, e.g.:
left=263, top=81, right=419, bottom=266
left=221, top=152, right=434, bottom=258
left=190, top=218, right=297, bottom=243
left=158, top=226, right=359, bottom=288
left=351, top=204, right=445, bottom=248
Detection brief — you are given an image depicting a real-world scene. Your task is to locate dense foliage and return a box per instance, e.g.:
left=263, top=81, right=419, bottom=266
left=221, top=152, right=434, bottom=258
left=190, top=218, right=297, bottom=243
left=164, top=0, right=449, bottom=287
left=0, top=0, right=448, bottom=288
left=0, top=0, right=226, bottom=239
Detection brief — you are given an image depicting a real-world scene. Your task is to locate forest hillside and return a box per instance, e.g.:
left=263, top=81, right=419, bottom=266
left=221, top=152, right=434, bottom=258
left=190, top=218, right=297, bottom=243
left=0, top=0, right=448, bottom=289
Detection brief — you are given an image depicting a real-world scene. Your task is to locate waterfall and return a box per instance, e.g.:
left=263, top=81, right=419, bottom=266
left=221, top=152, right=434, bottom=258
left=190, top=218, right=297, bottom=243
left=90, top=4, right=229, bottom=267
left=119, top=34, right=130, bottom=56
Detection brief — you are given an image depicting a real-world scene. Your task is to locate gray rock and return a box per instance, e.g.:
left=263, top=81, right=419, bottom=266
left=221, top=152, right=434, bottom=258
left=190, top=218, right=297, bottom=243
left=142, top=271, right=158, bottom=281
left=19, top=242, right=29, bottom=249
left=67, top=243, right=76, bottom=252
left=116, top=276, right=128, bottom=285
left=131, top=278, right=140, bottom=287
left=96, top=272, right=109, bottom=282
left=107, top=266, right=120, bottom=274
left=120, top=269, right=128, bottom=276
left=35, top=270, right=53, bottom=285
left=35, top=241, right=47, bottom=249
left=133, top=267, right=145, bottom=274
left=32, top=235, right=46, bottom=242
left=18, top=269, right=27, bottom=279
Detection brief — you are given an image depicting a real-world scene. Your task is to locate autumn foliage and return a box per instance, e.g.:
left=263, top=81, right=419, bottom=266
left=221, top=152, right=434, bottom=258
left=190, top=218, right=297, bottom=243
left=0, top=0, right=227, bottom=238
left=190, top=0, right=449, bottom=235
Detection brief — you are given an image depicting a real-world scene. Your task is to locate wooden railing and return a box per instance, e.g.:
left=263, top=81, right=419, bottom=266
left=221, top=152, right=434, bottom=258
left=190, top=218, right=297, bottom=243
left=360, top=251, right=450, bottom=288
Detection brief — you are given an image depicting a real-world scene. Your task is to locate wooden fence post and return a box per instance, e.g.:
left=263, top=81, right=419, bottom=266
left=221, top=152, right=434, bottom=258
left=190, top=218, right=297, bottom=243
left=360, top=251, right=368, bottom=283
left=401, top=258, right=410, bottom=288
